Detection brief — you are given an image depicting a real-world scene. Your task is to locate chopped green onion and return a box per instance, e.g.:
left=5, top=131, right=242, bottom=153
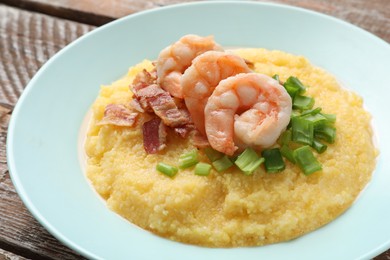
left=320, top=113, right=336, bottom=124
left=302, top=113, right=328, bottom=127
left=314, top=125, right=336, bottom=144
left=262, top=148, right=286, bottom=173
left=195, top=162, right=212, bottom=176
left=291, top=116, right=314, bottom=145
left=204, top=147, right=223, bottom=162
left=272, top=74, right=280, bottom=82
left=156, top=162, right=178, bottom=177
left=293, top=146, right=322, bottom=175
left=284, top=76, right=306, bottom=98
left=243, top=158, right=264, bottom=175
left=280, top=145, right=296, bottom=163
left=312, top=139, right=327, bottom=154
left=179, top=149, right=199, bottom=169
left=293, top=95, right=315, bottom=110
left=229, top=155, right=238, bottom=162
left=279, top=129, right=292, bottom=145
left=235, top=148, right=264, bottom=175
left=290, top=110, right=301, bottom=119
left=212, top=155, right=234, bottom=172
left=300, top=107, right=322, bottom=117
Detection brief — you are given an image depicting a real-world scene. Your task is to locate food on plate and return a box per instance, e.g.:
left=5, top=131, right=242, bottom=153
left=156, top=34, right=223, bottom=98
left=181, top=51, right=251, bottom=135
left=204, top=73, right=292, bottom=156
left=84, top=35, right=377, bottom=247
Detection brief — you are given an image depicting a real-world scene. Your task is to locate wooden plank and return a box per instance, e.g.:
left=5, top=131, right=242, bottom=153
left=0, top=248, right=28, bottom=260
left=0, top=4, right=94, bottom=106
left=0, top=4, right=93, bottom=259
left=1, top=0, right=390, bottom=43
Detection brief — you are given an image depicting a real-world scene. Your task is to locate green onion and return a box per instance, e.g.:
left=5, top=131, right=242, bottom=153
left=235, top=148, right=265, bottom=175
left=272, top=74, right=280, bottom=82
left=293, top=95, right=315, bottom=110
left=280, top=145, right=296, bottom=163
left=290, top=110, right=301, bottom=119
left=242, top=158, right=265, bottom=175
left=156, top=162, right=178, bottom=177
left=262, top=148, right=286, bottom=173
left=284, top=76, right=306, bottom=98
left=300, top=107, right=322, bottom=117
left=179, top=149, right=199, bottom=169
left=194, top=162, right=212, bottom=176
left=293, top=146, right=322, bottom=175
left=212, top=155, right=234, bottom=172
left=279, top=129, right=292, bottom=145
left=320, top=113, right=336, bottom=124
left=314, top=125, right=336, bottom=144
left=229, top=155, right=238, bottom=162
left=302, top=113, right=328, bottom=127
left=204, top=147, right=223, bottom=162
left=312, top=139, right=327, bottom=154
left=291, top=116, right=314, bottom=145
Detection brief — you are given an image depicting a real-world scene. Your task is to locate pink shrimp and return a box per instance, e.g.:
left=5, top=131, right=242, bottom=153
left=181, top=51, right=251, bottom=135
left=156, top=34, right=223, bottom=98
left=204, top=73, right=292, bottom=156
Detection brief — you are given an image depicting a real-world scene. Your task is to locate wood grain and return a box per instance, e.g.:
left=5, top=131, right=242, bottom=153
left=0, top=4, right=93, bottom=259
left=1, top=0, right=390, bottom=43
left=0, top=248, right=28, bottom=260
left=0, top=0, right=389, bottom=259
left=0, top=3, right=93, bottom=106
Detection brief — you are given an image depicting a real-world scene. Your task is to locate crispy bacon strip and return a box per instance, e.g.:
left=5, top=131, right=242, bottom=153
left=131, top=69, right=191, bottom=127
left=191, top=131, right=210, bottom=148
left=98, top=104, right=138, bottom=127
left=173, top=126, right=192, bottom=138
left=132, top=69, right=157, bottom=92
left=131, top=69, right=157, bottom=112
left=134, top=84, right=189, bottom=127
left=129, top=99, right=144, bottom=113
left=143, top=118, right=167, bottom=154
left=147, top=91, right=190, bottom=127
left=133, top=83, right=161, bottom=112
left=171, top=108, right=195, bottom=138
left=131, top=68, right=200, bottom=153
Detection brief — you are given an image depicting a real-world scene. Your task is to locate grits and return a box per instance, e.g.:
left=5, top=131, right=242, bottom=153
left=85, top=48, right=377, bottom=247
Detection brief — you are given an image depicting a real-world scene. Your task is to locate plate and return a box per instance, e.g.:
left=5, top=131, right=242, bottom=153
left=7, top=1, right=390, bottom=259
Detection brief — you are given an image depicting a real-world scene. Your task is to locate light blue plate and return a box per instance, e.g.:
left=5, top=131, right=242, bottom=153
left=7, top=1, right=390, bottom=259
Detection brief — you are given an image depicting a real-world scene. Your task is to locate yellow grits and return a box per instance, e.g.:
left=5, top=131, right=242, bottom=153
left=85, top=48, right=377, bottom=247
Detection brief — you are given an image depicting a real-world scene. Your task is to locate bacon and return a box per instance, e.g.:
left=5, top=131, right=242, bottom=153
left=171, top=108, right=195, bottom=138
left=142, top=118, right=167, bottom=154
left=131, top=69, right=157, bottom=112
left=129, top=99, right=144, bottom=113
left=131, top=68, right=192, bottom=128
left=191, top=131, right=210, bottom=148
left=132, top=69, right=157, bottom=92
left=134, top=84, right=189, bottom=127
left=98, top=104, right=138, bottom=127
left=173, top=125, right=193, bottom=138
left=130, top=68, right=200, bottom=154
left=147, top=91, right=190, bottom=127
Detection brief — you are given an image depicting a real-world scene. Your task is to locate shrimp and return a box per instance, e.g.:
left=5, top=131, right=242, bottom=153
left=181, top=51, right=251, bottom=135
left=156, top=34, right=223, bottom=98
left=204, top=73, right=292, bottom=156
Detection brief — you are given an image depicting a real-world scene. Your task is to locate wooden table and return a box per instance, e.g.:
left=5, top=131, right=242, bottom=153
left=0, top=0, right=389, bottom=259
